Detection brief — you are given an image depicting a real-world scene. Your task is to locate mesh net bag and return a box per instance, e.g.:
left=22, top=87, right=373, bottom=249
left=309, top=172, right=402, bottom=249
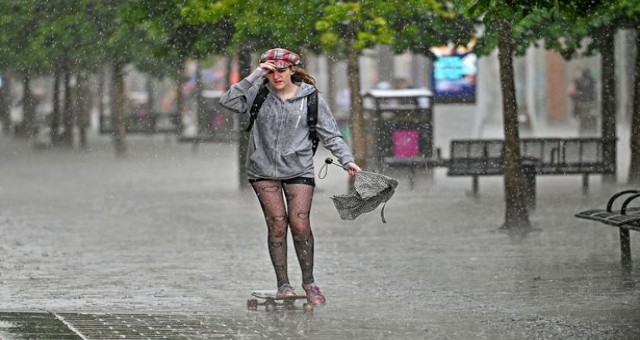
left=330, top=171, right=398, bottom=223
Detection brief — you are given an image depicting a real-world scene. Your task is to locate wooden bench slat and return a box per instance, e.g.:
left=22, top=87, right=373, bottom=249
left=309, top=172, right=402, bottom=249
left=576, top=189, right=640, bottom=277
left=576, top=210, right=640, bottom=227
left=447, top=138, right=614, bottom=176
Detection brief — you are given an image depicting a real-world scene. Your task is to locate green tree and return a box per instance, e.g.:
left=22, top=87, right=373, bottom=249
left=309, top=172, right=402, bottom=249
left=85, top=1, right=134, bottom=156
left=22, top=0, right=171, bottom=154
left=542, top=1, right=640, bottom=185
left=458, top=0, right=635, bottom=230
left=457, top=1, right=550, bottom=232
left=559, top=2, right=620, bottom=185
left=90, top=0, right=238, bottom=155
left=33, top=1, right=104, bottom=148
left=0, top=1, right=51, bottom=139
left=126, top=0, right=235, bottom=129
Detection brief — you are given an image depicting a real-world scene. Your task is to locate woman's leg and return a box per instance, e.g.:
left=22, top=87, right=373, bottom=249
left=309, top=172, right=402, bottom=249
left=251, top=180, right=290, bottom=288
left=283, top=182, right=315, bottom=285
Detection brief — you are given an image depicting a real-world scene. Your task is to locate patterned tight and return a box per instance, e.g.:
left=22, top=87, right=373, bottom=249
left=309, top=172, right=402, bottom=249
left=251, top=180, right=315, bottom=288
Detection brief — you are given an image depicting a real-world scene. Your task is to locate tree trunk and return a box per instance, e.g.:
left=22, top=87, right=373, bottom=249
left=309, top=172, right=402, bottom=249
left=175, top=69, right=185, bottom=137
left=346, top=39, right=366, bottom=172
left=98, top=66, right=107, bottom=134
left=17, top=75, right=35, bottom=139
left=146, top=77, right=154, bottom=114
left=629, top=30, right=640, bottom=185
left=77, top=72, right=90, bottom=150
left=51, top=71, right=61, bottom=145
left=224, top=57, right=233, bottom=89
left=112, top=62, right=127, bottom=157
left=600, top=27, right=617, bottom=184
left=326, top=55, right=336, bottom=113
left=0, top=73, right=11, bottom=135
left=497, top=19, right=530, bottom=231
left=237, top=44, right=252, bottom=190
left=195, top=61, right=207, bottom=136
left=61, top=70, right=73, bottom=148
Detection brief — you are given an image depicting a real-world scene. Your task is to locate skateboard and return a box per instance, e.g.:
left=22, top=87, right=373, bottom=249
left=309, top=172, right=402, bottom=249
left=247, top=290, right=313, bottom=312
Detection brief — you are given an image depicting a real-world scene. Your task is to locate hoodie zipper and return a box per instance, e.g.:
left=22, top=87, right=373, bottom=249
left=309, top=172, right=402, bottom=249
left=270, top=88, right=310, bottom=178
left=273, top=98, right=290, bottom=178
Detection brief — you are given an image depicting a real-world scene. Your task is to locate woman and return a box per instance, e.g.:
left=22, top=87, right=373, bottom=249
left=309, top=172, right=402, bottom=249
left=220, top=48, right=361, bottom=305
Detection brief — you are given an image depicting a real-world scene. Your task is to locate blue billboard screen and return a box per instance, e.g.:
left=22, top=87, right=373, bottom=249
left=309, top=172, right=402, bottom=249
left=432, top=51, right=477, bottom=104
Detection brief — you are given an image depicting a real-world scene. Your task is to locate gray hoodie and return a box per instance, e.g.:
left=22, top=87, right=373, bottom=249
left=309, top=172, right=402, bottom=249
left=220, top=78, right=355, bottom=180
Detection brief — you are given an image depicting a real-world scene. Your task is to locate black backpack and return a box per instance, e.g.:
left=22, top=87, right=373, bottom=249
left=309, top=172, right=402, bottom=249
left=245, top=84, right=319, bottom=155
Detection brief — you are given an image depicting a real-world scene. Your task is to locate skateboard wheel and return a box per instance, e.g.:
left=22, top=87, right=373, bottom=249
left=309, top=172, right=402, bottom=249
left=303, top=303, right=313, bottom=313
left=283, top=300, right=295, bottom=310
left=247, top=299, right=258, bottom=310
left=265, top=301, right=277, bottom=312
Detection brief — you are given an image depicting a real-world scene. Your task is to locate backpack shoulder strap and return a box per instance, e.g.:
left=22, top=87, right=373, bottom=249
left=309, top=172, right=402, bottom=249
left=245, top=83, right=269, bottom=132
left=307, top=91, right=319, bottom=155
left=246, top=85, right=320, bottom=156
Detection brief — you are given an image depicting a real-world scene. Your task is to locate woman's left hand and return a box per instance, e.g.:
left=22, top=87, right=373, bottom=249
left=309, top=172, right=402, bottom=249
left=345, top=162, right=362, bottom=177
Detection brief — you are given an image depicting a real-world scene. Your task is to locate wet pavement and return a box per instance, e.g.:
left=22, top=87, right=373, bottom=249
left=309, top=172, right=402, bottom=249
left=0, top=115, right=639, bottom=339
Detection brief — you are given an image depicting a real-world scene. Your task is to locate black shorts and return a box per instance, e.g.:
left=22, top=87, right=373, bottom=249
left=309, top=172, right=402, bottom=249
left=249, top=177, right=315, bottom=187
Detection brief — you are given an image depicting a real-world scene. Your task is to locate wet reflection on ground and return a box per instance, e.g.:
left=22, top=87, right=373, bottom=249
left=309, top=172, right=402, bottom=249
left=0, top=135, right=638, bottom=338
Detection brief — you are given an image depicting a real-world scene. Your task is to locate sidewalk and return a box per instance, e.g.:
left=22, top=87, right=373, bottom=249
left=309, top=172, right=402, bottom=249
left=0, top=132, right=639, bottom=339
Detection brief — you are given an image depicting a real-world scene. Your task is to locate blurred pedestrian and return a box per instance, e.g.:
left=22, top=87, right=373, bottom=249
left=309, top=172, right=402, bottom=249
left=220, top=48, right=361, bottom=306
left=567, top=68, right=597, bottom=135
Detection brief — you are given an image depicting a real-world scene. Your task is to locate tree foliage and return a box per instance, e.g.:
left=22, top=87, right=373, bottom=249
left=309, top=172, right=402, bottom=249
left=125, top=0, right=235, bottom=77
left=182, top=0, right=326, bottom=55
left=315, top=1, right=393, bottom=52
left=6, top=0, right=638, bottom=187
left=0, top=1, right=51, bottom=76
left=386, top=1, right=475, bottom=57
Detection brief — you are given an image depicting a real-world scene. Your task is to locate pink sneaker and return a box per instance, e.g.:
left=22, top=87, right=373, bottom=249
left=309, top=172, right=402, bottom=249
left=276, top=284, right=296, bottom=298
left=303, top=283, right=326, bottom=306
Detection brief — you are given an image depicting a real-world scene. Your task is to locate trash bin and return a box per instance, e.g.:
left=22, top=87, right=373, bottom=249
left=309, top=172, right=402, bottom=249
left=362, top=88, right=435, bottom=172
left=197, top=90, right=238, bottom=142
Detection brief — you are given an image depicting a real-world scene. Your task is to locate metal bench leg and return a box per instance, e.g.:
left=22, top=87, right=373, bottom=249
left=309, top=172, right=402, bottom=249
left=472, top=176, right=479, bottom=196
left=409, top=167, right=416, bottom=190
left=523, top=165, right=536, bottom=211
left=525, top=176, right=536, bottom=211
left=620, top=228, right=632, bottom=278
left=582, top=174, right=589, bottom=194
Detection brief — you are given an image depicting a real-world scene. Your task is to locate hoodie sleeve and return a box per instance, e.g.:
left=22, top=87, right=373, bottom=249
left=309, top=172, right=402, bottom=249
left=219, top=78, right=263, bottom=115
left=315, top=93, right=355, bottom=167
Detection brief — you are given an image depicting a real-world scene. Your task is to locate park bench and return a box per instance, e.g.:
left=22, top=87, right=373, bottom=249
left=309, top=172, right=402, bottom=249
left=448, top=139, right=537, bottom=208
left=575, top=189, right=640, bottom=277
left=178, top=90, right=238, bottom=150
left=448, top=138, right=615, bottom=196
left=383, top=149, right=448, bottom=189
left=126, top=111, right=181, bottom=134
left=99, top=111, right=181, bottom=135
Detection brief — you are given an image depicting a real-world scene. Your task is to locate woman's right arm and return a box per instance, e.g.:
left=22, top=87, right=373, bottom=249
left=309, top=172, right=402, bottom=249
left=219, top=68, right=268, bottom=114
